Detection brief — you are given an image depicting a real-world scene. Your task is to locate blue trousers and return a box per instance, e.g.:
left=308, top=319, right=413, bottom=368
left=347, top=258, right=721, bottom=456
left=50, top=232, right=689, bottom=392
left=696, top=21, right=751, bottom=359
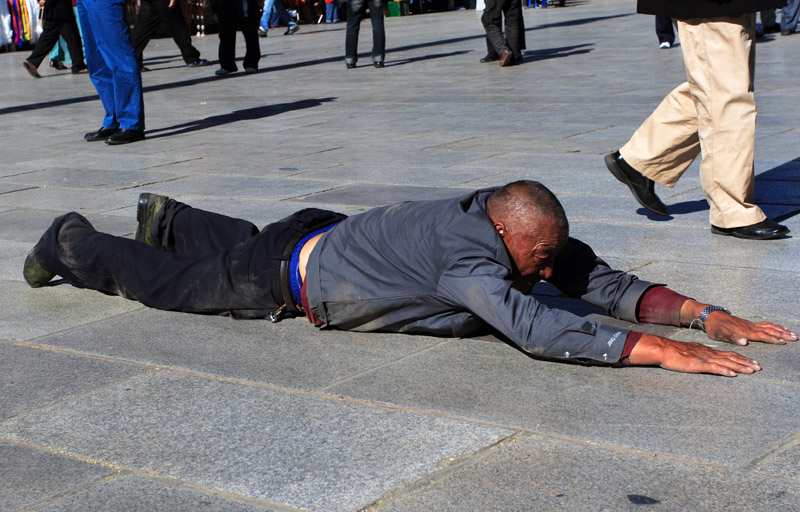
left=782, top=0, right=800, bottom=32
left=77, top=0, right=145, bottom=130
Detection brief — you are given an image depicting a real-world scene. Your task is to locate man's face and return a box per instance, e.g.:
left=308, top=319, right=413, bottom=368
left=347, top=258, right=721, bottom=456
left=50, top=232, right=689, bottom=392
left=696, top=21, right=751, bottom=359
left=497, top=219, right=567, bottom=289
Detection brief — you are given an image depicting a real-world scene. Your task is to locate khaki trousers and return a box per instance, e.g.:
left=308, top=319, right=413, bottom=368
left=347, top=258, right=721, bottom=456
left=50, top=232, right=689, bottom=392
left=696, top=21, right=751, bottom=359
left=620, top=14, right=765, bottom=228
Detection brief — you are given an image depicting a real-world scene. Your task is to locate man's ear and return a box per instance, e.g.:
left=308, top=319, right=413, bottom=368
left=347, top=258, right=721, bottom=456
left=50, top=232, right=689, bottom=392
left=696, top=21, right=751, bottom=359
left=494, top=222, right=507, bottom=238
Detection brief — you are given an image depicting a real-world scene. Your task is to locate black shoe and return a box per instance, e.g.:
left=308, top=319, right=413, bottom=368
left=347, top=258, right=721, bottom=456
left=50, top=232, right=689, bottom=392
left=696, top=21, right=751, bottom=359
left=604, top=151, right=668, bottom=216
left=105, top=129, right=145, bottom=145
left=373, top=61, right=384, bottom=68
left=258, top=28, right=268, bottom=37
left=135, top=192, right=170, bottom=246
left=187, top=58, right=209, bottom=67
left=285, top=25, right=299, bottom=35
left=346, top=61, right=356, bottom=69
left=71, top=65, right=88, bottom=74
left=23, top=244, right=55, bottom=288
left=84, top=127, right=119, bottom=141
left=50, top=59, right=67, bottom=70
left=480, top=53, right=499, bottom=63
left=711, top=219, right=789, bottom=240
left=499, top=49, right=514, bottom=67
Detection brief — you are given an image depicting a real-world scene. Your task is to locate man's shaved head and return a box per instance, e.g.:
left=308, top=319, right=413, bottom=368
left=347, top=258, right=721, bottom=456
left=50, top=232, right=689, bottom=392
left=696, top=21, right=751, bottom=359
left=486, top=180, right=569, bottom=236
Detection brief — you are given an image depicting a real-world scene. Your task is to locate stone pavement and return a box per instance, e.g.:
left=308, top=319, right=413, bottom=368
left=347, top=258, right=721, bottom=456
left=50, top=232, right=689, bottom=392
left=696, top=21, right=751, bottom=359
left=1, top=1, right=799, bottom=510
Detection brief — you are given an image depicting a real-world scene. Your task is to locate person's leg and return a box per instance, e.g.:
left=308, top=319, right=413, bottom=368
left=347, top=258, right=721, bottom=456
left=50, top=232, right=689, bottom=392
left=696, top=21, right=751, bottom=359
left=150, top=199, right=260, bottom=255
left=326, top=2, right=333, bottom=22
left=78, top=0, right=119, bottom=129
left=131, top=0, right=162, bottom=65
left=60, top=15, right=86, bottom=69
left=481, top=0, right=508, bottom=57
left=367, top=0, right=384, bottom=63
left=781, top=0, right=800, bottom=32
left=215, top=8, right=238, bottom=71
left=677, top=15, right=764, bottom=228
left=273, top=0, right=298, bottom=28
left=156, top=0, right=202, bottom=63
left=86, top=0, right=144, bottom=130
left=655, top=15, right=674, bottom=44
left=241, top=4, right=261, bottom=69
left=619, top=82, right=701, bottom=188
left=32, top=212, right=282, bottom=317
left=345, top=0, right=365, bottom=65
left=503, top=0, right=523, bottom=58
left=260, top=0, right=275, bottom=31
left=25, top=20, right=62, bottom=68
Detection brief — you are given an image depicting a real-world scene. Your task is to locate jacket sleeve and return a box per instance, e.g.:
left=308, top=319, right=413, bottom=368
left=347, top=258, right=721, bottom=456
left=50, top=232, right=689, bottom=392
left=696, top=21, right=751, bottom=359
left=547, top=237, right=657, bottom=323
left=436, top=256, right=631, bottom=364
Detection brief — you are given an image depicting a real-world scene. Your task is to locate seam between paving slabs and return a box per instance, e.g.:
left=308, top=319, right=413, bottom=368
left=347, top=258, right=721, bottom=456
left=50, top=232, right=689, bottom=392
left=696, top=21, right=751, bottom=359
left=742, top=428, right=800, bottom=470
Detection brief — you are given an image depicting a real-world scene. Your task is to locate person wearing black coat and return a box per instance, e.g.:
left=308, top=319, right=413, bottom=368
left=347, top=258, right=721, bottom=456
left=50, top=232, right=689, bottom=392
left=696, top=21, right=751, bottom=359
left=605, top=0, right=791, bottom=240
left=22, top=0, right=86, bottom=77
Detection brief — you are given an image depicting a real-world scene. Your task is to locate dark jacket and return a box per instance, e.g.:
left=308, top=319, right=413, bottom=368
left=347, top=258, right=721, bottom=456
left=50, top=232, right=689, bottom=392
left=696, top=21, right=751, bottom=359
left=637, top=0, right=787, bottom=19
left=43, top=0, right=76, bottom=21
left=305, top=189, right=656, bottom=364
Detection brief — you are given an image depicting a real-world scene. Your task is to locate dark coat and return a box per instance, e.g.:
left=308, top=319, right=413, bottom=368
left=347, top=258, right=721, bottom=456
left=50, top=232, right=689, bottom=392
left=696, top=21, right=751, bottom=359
left=637, top=0, right=787, bottom=19
left=43, top=0, right=76, bottom=21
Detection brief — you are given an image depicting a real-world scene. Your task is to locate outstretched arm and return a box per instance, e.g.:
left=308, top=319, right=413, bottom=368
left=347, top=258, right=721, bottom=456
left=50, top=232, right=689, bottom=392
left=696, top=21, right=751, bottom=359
left=679, top=299, right=797, bottom=345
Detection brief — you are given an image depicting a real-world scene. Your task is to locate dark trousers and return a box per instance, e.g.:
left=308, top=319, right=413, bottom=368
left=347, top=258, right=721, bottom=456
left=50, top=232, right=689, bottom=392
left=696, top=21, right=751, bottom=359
left=35, top=202, right=344, bottom=319
left=482, top=0, right=523, bottom=59
left=345, top=0, right=385, bottom=64
left=26, top=18, right=85, bottom=69
left=132, top=0, right=201, bottom=65
left=216, top=6, right=261, bottom=71
left=655, top=15, right=675, bottom=44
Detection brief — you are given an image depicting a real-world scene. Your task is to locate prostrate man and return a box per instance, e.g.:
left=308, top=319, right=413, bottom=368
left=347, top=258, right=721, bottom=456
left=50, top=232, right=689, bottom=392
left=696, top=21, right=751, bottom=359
left=23, top=182, right=796, bottom=376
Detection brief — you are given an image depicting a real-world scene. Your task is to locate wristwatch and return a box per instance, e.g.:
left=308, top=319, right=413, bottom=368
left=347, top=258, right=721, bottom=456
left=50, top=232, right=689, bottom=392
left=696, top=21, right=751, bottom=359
left=695, top=305, right=730, bottom=331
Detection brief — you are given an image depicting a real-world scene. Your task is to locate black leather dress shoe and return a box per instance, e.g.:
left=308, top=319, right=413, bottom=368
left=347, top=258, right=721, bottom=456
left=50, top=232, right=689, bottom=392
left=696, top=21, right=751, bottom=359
left=480, top=53, right=499, bottom=63
left=604, top=151, right=668, bottom=216
left=711, top=219, right=789, bottom=240
left=84, top=127, right=119, bottom=141
left=105, top=129, right=145, bottom=145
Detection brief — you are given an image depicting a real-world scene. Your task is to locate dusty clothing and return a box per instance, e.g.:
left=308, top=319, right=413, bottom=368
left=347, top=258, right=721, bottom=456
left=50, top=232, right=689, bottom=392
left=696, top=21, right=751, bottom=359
left=305, top=188, right=655, bottom=364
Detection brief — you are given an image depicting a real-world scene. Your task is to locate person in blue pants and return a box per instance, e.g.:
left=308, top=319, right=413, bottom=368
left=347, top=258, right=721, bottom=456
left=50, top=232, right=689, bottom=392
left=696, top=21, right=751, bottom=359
left=77, top=0, right=146, bottom=145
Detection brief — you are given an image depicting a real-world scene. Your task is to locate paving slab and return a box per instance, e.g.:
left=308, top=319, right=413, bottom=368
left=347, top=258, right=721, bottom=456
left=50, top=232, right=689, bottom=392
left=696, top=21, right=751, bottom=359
left=0, top=341, right=146, bottom=419
left=34, top=307, right=443, bottom=391
left=326, top=339, right=800, bottom=467
left=0, top=442, right=113, bottom=511
left=35, top=474, right=288, bottom=512
left=0, top=370, right=511, bottom=512
left=0, top=280, right=143, bottom=340
left=374, top=433, right=800, bottom=512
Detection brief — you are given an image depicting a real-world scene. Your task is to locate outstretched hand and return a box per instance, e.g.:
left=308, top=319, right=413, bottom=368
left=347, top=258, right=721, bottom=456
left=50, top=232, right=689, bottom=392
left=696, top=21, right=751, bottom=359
left=703, top=311, right=797, bottom=346
left=680, top=299, right=797, bottom=346
left=629, top=334, right=761, bottom=377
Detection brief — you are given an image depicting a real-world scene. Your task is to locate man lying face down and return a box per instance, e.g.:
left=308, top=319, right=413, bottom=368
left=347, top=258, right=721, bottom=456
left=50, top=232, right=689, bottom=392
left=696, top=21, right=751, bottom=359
left=24, top=181, right=796, bottom=376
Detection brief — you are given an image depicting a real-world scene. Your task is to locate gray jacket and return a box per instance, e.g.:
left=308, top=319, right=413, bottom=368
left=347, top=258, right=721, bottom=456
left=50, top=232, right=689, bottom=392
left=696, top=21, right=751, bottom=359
left=304, top=188, right=655, bottom=364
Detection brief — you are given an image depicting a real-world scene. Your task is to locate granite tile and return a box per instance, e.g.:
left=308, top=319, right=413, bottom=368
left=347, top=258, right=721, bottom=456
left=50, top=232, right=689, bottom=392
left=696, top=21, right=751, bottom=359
left=0, top=370, right=511, bottom=512
left=37, top=474, right=286, bottom=512
left=326, top=339, right=800, bottom=467
left=0, top=280, right=143, bottom=341
left=377, top=433, right=800, bottom=512
left=0, top=341, right=145, bottom=420
left=37, top=308, right=442, bottom=391
left=0, top=442, right=113, bottom=511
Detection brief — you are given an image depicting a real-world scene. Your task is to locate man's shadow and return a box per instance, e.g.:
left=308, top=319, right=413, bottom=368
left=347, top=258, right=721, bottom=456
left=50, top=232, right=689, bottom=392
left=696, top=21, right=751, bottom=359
left=145, top=97, right=336, bottom=138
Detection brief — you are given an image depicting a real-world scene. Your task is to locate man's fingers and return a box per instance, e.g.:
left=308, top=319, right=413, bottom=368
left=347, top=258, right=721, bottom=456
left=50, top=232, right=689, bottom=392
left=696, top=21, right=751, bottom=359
left=659, top=341, right=761, bottom=377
